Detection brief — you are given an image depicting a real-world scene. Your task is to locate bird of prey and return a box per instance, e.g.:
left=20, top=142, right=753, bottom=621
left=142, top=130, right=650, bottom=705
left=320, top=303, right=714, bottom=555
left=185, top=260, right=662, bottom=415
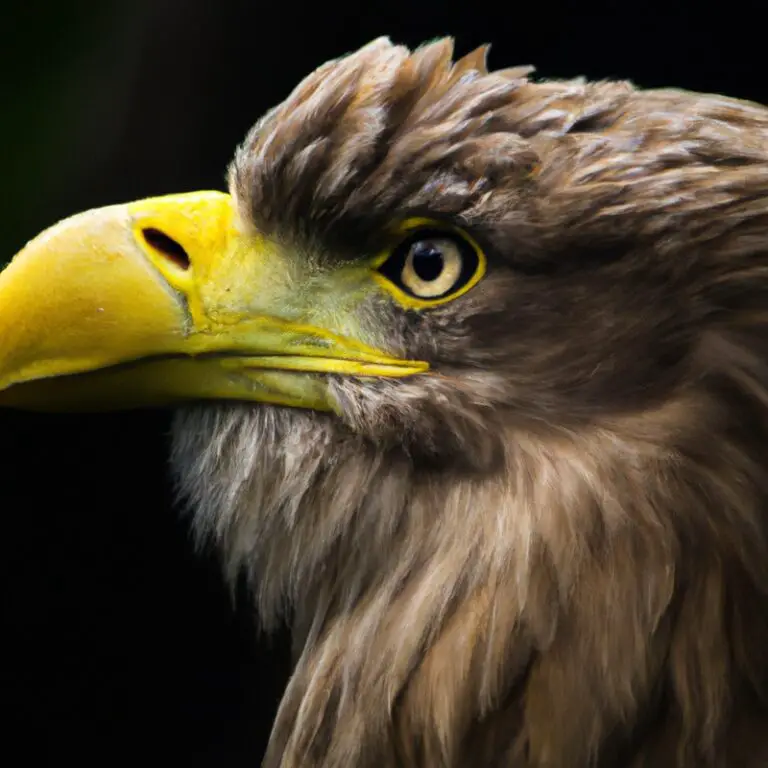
left=1, top=37, right=768, bottom=767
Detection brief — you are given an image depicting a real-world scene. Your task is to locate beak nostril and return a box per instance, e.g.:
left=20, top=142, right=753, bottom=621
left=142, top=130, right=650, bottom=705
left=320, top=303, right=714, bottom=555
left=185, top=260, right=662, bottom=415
left=140, top=228, right=191, bottom=271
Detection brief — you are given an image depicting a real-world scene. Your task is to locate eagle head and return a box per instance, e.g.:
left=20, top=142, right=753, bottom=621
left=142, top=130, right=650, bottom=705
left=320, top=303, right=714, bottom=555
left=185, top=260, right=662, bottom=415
left=2, top=37, right=768, bottom=766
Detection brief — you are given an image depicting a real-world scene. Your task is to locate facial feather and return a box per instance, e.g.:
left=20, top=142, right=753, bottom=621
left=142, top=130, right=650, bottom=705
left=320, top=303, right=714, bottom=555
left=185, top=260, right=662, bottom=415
left=172, top=37, right=768, bottom=767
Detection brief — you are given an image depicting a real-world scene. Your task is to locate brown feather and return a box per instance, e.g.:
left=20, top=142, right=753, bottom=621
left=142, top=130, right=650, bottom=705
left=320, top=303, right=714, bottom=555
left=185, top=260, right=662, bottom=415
left=173, top=37, right=768, bottom=766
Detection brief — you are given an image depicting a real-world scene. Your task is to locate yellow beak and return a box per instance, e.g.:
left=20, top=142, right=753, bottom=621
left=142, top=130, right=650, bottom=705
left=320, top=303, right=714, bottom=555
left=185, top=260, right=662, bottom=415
left=0, top=191, right=427, bottom=412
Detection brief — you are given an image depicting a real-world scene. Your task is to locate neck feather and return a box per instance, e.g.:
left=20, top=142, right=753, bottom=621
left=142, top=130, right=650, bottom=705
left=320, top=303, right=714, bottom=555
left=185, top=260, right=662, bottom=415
left=171, top=392, right=768, bottom=766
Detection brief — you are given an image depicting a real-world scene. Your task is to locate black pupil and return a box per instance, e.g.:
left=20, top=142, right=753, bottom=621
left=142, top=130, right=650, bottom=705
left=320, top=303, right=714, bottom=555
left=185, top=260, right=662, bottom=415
left=411, top=242, right=445, bottom=281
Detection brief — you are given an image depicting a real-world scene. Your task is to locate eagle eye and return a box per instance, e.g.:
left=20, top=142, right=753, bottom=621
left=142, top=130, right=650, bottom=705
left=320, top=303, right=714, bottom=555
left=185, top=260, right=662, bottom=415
left=374, top=224, right=486, bottom=309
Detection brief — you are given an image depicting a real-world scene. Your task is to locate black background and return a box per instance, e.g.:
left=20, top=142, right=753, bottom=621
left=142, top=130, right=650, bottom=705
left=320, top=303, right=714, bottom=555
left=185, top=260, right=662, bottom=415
left=2, top=1, right=764, bottom=764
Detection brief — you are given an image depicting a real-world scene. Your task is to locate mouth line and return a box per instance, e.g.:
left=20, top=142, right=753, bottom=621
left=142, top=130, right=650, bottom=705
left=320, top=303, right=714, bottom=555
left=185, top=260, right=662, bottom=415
left=226, top=356, right=426, bottom=377
left=0, top=350, right=428, bottom=413
left=0, top=351, right=429, bottom=389
left=203, top=351, right=429, bottom=378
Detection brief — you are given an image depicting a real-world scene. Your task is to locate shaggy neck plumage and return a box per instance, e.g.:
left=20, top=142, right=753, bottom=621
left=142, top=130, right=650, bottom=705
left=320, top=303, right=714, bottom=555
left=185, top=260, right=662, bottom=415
left=171, top=384, right=768, bottom=767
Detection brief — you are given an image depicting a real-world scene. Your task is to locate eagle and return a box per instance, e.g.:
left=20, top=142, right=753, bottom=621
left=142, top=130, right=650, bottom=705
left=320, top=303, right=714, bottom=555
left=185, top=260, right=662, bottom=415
left=1, top=37, right=767, bottom=767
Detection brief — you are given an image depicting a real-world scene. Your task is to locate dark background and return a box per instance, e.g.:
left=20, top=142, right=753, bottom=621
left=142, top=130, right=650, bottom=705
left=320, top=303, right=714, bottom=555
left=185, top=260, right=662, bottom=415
left=1, top=1, right=764, bottom=764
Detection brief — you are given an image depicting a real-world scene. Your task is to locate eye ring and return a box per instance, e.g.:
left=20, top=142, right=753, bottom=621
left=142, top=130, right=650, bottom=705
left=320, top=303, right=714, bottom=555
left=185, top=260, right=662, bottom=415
left=373, top=224, right=486, bottom=309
